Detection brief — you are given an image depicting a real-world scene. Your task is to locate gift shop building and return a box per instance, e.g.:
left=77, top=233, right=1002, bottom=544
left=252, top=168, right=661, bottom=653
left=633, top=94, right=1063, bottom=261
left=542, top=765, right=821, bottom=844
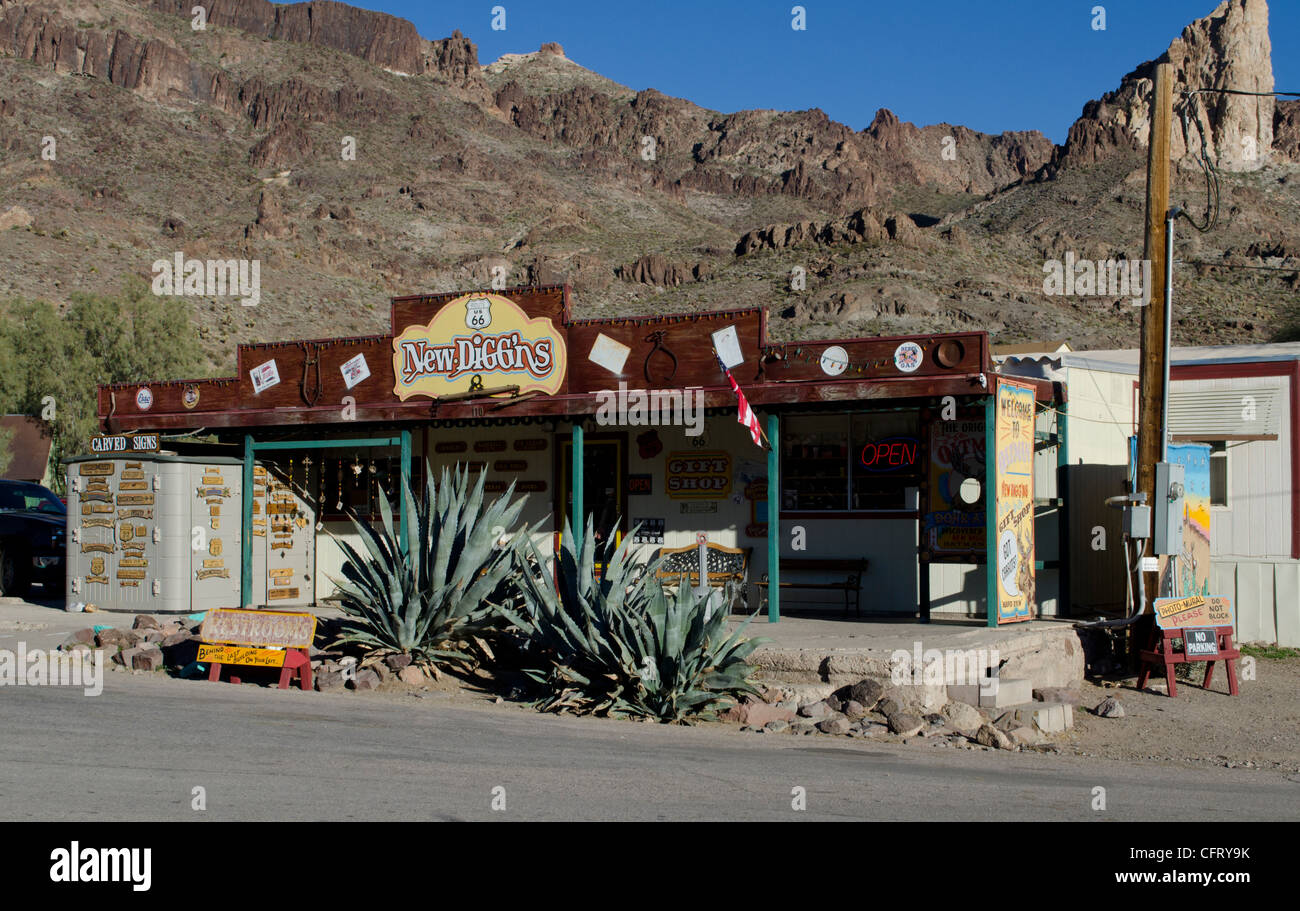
left=90, top=286, right=1064, bottom=625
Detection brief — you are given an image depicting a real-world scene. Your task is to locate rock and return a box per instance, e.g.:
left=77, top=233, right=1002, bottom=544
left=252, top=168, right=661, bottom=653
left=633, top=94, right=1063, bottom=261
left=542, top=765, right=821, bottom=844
left=160, top=631, right=194, bottom=648
left=350, top=668, right=381, bottom=691
left=131, top=646, right=164, bottom=672
left=114, top=647, right=140, bottom=667
left=1008, top=726, right=1044, bottom=747
left=384, top=654, right=413, bottom=671
left=974, top=724, right=1014, bottom=750
left=398, top=665, right=426, bottom=686
left=0, top=206, right=33, bottom=231
left=764, top=720, right=790, bottom=734
left=791, top=722, right=817, bottom=736
left=1094, top=697, right=1126, bottom=718
left=1051, top=0, right=1275, bottom=173
left=824, top=694, right=844, bottom=713
left=887, top=713, right=925, bottom=738
left=719, top=697, right=797, bottom=726
left=876, top=697, right=903, bottom=719
left=249, top=119, right=314, bottom=169
left=132, top=614, right=160, bottom=631
left=96, top=628, right=139, bottom=650
left=1033, top=687, right=1083, bottom=706
left=844, top=678, right=885, bottom=709
left=817, top=717, right=851, bottom=735
left=842, top=699, right=868, bottom=719
left=797, top=700, right=838, bottom=721
left=942, top=701, right=985, bottom=736
left=538, top=41, right=565, bottom=57
left=61, top=629, right=96, bottom=649
left=315, top=670, right=347, bottom=693
left=141, top=630, right=166, bottom=644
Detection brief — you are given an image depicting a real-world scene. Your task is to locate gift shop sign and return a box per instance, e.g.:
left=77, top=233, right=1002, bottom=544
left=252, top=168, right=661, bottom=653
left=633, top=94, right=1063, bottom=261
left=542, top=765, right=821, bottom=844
left=992, top=379, right=1036, bottom=624
left=392, top=293, right=566, bottom=399
left=666, top=452, right=731, bottom=499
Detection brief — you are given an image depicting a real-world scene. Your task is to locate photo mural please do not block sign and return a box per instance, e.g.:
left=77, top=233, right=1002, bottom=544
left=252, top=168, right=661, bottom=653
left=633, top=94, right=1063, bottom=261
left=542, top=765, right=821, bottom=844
left=392, top=293, right=567, bottom=399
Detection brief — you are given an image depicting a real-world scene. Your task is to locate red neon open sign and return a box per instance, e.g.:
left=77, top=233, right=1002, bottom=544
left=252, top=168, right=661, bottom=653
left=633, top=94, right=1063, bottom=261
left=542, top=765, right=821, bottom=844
left=860, top=437, right=919, bottom=472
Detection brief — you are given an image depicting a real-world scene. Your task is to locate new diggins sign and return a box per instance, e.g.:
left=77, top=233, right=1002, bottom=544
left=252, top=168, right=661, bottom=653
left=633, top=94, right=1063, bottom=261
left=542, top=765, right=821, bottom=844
left=392, top=293, right=567, bottom=399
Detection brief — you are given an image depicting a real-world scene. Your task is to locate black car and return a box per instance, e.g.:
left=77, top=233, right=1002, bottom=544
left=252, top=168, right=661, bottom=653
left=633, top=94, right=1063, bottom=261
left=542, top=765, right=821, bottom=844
left=0, top=480, right=66, bottom=597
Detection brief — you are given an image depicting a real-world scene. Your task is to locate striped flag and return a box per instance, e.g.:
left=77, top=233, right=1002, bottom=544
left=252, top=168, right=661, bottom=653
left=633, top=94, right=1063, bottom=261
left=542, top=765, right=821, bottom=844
left=724, top=367, right=765, bottom=448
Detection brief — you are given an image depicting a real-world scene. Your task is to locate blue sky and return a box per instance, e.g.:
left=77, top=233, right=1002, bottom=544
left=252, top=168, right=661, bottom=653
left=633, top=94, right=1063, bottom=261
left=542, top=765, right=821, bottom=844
left=348, top=1, right=1297, bottom=143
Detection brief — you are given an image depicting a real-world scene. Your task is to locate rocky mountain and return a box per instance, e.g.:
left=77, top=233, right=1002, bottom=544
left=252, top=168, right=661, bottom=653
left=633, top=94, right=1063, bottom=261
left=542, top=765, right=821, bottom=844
left=1050, top=0, right=1276, bottom=173
left=0, top=0, right=1296, bottom=369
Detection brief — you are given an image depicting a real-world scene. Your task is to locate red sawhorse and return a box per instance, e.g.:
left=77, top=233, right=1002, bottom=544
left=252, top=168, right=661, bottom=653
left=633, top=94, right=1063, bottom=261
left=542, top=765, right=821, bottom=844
left=1136, top=624, right=1239, bottom=698
left=206, top=647, right=313, bottom=691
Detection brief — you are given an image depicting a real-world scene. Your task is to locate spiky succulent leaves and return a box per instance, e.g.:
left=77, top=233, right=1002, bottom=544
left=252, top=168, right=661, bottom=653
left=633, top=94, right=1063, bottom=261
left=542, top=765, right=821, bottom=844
left=326, top=460, right=529, bottom=669
left=503, top=517, right=768, bottom=721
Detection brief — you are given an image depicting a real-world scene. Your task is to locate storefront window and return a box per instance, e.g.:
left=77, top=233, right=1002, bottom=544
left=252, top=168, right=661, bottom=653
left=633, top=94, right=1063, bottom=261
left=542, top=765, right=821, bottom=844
left=851, top=411, right=921, bottom=510
left=782, top=411, right=921, bottom=512
left=782, top=416, right=848, bottom=511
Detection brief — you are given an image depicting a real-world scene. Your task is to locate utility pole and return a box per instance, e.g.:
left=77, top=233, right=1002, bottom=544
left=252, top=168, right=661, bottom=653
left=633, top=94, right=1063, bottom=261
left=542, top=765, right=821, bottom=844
left=1134, top=61, right=1175, bottom=614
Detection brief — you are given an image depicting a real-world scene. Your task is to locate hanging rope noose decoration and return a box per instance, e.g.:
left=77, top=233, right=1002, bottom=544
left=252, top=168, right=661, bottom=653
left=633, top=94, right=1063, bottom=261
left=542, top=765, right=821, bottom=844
left=300, top=342, right=322, bottom=406
left=643, top=330, right=677, bottom=385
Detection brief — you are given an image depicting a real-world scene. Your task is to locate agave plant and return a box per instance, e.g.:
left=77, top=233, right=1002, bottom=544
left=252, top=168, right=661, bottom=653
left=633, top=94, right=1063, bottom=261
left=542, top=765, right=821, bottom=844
left=499, top=517, right=768, bottom=722
left=327, top=462, right=533, bottom=675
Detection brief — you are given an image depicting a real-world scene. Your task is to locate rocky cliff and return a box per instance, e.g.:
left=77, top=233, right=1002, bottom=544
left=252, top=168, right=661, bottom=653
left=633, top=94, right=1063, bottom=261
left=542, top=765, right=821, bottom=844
left=1051, top=0, right=1276, bottom=173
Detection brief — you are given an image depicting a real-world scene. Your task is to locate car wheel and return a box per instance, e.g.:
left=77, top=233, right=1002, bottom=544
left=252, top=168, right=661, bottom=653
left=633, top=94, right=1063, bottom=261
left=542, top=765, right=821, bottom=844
left=0, top=546, right=31, bottom=598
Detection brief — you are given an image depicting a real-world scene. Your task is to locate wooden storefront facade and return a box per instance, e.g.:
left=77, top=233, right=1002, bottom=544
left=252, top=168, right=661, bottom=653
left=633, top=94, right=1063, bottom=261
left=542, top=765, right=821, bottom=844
left=96, top=285, right=1063, bottom=624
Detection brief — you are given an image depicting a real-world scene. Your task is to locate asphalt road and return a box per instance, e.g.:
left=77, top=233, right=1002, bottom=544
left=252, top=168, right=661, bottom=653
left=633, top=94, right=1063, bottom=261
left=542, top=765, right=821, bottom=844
left=2, top=673, right=1297, bottom=821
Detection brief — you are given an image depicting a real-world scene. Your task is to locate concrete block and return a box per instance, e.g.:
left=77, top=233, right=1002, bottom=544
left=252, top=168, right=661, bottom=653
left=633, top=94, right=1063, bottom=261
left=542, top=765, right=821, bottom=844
left=948, top=677, right=1031, bottom=708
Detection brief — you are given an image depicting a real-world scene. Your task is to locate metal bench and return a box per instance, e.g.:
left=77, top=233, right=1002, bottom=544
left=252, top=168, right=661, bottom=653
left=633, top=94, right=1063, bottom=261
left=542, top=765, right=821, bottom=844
left=754, top=557, right=868, bottom=617
left=654, top=542, right=751, bottom=588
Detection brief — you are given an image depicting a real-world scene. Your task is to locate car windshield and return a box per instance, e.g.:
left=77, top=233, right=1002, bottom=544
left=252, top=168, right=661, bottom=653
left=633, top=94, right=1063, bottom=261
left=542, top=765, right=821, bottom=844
left=0, top=484, right=65, bottom=515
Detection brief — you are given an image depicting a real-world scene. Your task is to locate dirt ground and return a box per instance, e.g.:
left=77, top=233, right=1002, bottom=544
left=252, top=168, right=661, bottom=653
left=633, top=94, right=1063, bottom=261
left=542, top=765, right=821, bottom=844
left=1061, top=655, right=1300, bottom=776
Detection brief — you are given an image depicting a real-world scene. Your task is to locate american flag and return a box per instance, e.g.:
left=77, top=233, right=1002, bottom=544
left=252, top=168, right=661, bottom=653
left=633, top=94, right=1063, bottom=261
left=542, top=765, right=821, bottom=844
left=724, top=367, right=765, bottom=448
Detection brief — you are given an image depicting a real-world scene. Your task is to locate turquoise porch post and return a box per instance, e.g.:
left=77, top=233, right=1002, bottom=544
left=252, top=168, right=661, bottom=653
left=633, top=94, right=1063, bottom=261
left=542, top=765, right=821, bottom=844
left=767, top=412, right=780, bottom=622
left=571, top=420, right=584, bottom=553
left=985, top=390, right=998, bottom=628
left=241, top=433, right=254, bottom=608
left=399, top=428, right=412, bottom=555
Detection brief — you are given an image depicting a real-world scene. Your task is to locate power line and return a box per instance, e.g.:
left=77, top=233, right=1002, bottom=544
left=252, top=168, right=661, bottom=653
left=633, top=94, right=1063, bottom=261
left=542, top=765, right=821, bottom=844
left=1178, top=259, right=1300, bottom=274
left=1184, top=88, right=1300, bottom=99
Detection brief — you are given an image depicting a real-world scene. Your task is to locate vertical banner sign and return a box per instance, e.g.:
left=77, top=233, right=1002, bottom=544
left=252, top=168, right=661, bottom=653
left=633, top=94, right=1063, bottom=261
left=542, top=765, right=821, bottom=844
left=994, top=378, right=1036, bottom=623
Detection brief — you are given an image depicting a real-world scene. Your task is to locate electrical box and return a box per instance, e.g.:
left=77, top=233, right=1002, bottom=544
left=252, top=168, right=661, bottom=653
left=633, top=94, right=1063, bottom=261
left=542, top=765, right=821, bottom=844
left=1122, top=505, right=1151, bottom=539
left=1153, top=461, right=1185, bottom=556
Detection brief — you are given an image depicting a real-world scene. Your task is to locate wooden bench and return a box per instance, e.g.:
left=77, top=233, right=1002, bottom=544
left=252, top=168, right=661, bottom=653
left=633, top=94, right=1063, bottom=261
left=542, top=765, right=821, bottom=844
left=755, top=558, right=868, bottom=617
left=654, top=542, right=751, bottom=588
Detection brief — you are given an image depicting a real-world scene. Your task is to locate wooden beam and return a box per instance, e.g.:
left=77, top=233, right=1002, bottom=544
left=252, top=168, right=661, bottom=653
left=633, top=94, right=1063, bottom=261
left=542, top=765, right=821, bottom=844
left=1135, top=61, right=1175, bottom=615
